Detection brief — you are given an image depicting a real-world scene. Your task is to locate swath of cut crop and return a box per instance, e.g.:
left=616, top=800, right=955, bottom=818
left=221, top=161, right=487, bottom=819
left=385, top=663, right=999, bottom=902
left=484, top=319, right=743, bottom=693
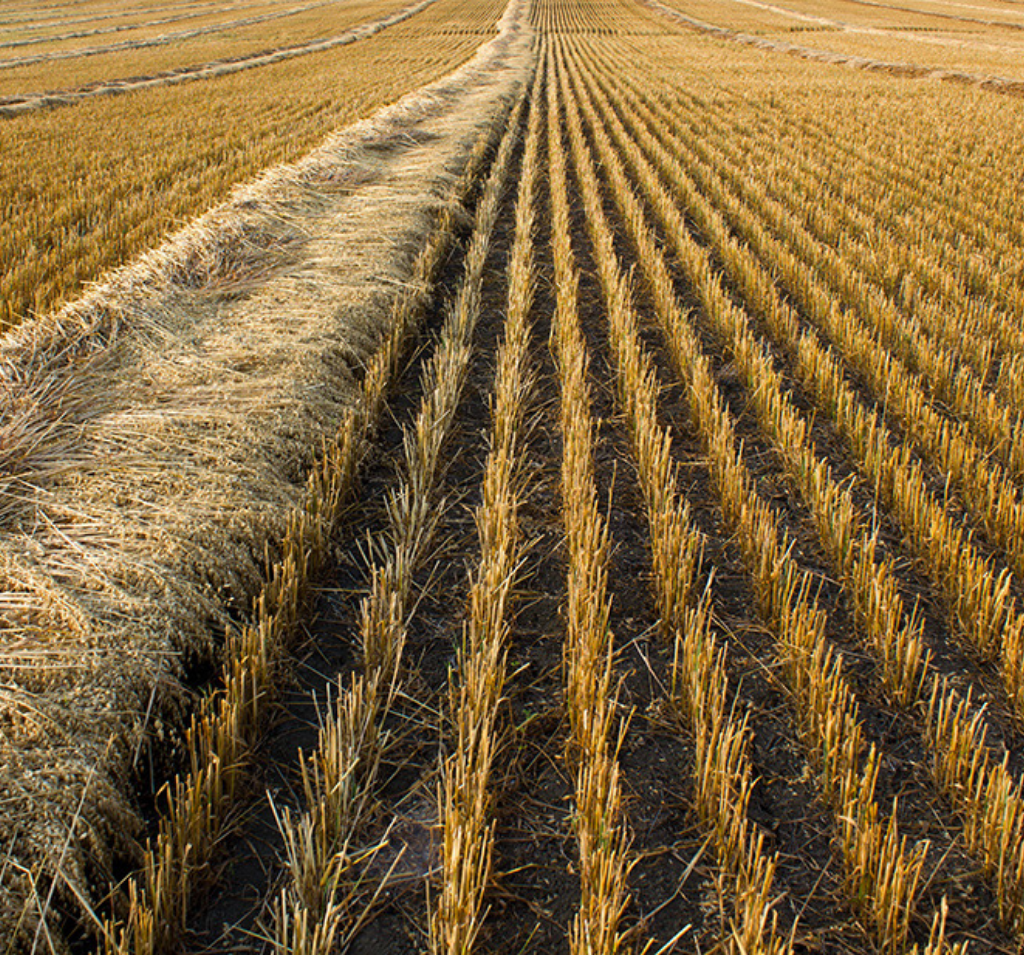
left=0, top=4, right=534, bottom=947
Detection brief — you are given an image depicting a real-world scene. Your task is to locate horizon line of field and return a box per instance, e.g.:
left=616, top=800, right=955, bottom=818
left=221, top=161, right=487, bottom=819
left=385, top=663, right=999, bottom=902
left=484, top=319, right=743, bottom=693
left=686, top=0, right=1024, bottom=38
left=8, top=0, right=1024, bottom=121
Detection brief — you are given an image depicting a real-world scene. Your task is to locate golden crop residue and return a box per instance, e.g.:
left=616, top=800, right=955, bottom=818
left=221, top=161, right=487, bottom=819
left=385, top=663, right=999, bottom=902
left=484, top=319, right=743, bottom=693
left=0, top=0, right=499, bottom=331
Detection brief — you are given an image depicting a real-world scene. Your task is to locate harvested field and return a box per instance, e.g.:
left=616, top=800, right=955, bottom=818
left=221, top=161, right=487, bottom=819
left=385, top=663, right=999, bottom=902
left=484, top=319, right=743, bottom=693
left=4, top=0, right=1024, bottom=952
left=654, top=0, right=1024, bottom=82
left=0, top=2, right=285, bottom=46
left=0, top=0, right=505, bottom=329
left=0, top=0, right=422, bottom=97
left=0, top=1, right=353, bottom=57
left=0, top=0, right=445, bottom=116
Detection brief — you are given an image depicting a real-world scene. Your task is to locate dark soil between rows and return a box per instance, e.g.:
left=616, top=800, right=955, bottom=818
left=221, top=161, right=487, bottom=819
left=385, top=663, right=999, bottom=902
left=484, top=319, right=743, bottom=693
left=104, top=38, right=1024, bottom=955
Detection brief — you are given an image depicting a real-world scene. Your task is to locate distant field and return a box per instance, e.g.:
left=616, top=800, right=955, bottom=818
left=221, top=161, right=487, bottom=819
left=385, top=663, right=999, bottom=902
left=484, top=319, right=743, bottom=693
left=0, top=0, right=419, bottom=96
left=0, top=0, right=503, bottom=328
left=4, top=0, right=1024, bottom=953
left=0, top=0, right=330, bottom=50
left=657, top=0, right=1024, bottom=78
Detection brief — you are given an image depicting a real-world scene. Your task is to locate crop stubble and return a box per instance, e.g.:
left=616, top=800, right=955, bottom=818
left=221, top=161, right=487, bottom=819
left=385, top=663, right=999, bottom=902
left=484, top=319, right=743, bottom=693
left=0, top=0, right=505, bottom=329
left=5, top=0, right=1024, bottom=951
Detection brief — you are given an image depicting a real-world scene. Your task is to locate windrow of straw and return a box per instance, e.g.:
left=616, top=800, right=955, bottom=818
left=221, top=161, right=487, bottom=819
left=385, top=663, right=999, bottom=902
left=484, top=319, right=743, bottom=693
left=553, top=39, right=787, bottom=953
left=431, top=57, right=543, bottom=955
left=552, top=36, right=933, bottom=952
left=270, top=59, right=532, bottom=955
left=0, top=4, right=534, bottom=948
left=0, top=0, right=440, bottom=116
left=546, top=40, right=630, bottom=955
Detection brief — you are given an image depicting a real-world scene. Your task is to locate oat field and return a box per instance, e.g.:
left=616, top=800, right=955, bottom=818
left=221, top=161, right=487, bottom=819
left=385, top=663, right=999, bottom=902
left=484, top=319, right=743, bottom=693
left=2, top=0, right=1024, bottom=952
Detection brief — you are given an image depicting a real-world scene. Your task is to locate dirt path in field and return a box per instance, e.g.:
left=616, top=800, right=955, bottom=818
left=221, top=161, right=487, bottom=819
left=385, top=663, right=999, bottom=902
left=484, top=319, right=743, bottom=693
left=0, top=1, right=533, bottom=946
left=0, top=0, right=438, bottom=117
left=643, top=0, right=1024, bottom=95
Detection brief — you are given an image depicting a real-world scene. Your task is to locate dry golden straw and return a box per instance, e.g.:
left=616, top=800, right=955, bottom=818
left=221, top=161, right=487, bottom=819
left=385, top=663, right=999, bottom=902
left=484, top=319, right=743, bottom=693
left=547, top=39, right=630, bottom=955
left=433, top=58, right=542, bottom=955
